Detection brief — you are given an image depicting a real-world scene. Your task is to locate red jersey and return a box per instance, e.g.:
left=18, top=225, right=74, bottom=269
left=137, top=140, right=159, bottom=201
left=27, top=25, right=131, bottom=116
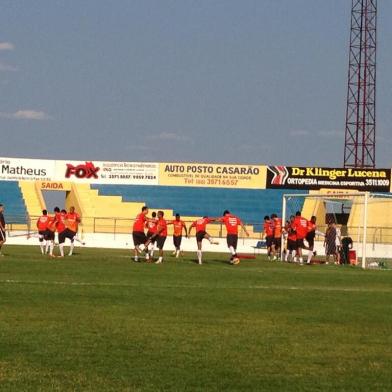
left=172, top=219, right=186, bottom=236
left=273, top=217, right=282, bottom=238
left=56, top=212, right=67, bottom=233
left=220, top=214, right=242, bottom=235
left=157, top=218, right=167, bottom=237
left=133, top=213, right=147, bottom=232
left=294, top=216, right=308, bottom=239
left=264, top=220, right=274, bottom=237
left=66, top=212, right=80, bottom=232
left=191, top=217, right=212, bottom=233
left=146, top=218, right=158, bottom=234
left=46, top=216, right=56, bottom=232
left=307, top=221, right=316, bottom=233
left=37, top=215, right=49, bottom=231
left=287, top=222, right=297, bottom=241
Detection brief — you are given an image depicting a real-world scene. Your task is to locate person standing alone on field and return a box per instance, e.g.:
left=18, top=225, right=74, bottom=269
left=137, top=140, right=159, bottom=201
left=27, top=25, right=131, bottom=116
left=0, top=204, right=6, bottom=256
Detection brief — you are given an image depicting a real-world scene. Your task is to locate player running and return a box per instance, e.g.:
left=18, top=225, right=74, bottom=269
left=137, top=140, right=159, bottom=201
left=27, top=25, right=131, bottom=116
left=36, top=209, right=49, bottom=255
left=132, top=206, right=150, bottom=262
left=169, top=213, right=188, bottom=258
left=188, top=216, right=219, bottom=264
left=218, top=210, right=249, bottom=265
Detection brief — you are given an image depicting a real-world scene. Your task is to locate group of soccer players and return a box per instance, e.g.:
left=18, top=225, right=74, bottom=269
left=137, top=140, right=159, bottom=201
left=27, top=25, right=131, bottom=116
left=132, top=206, right=249, bottom=264
left=36, top=206, right=83, bottom=257
left=263, top=211, right=320, bottom=264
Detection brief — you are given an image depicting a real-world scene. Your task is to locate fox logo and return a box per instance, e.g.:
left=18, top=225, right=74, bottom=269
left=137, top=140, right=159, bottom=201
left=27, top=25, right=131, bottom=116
left=65, top=162, right=100, bottom=179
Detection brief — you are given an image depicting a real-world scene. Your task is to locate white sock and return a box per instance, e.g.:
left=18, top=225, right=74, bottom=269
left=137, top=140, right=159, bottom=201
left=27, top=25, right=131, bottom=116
left=299, top=257, right=303, bottom=263
left=59, top=244, right=64, bottom=257
left=158, top=256, right=163, bottom=263
left=39, top=243, right=45, bottom=254
left=307, top=250, right=313, bottom=263
left=134, top=255, right=139, bottom=261
left=45, top=242, right=50, bottom=254
left=229, top=246, right=236, bottom=256
left=197, top=250, right=202, bottom=264
left=49, top=242, right=54, bottom=256
left=69, top=243, right=74, bottom=256
left=176, top=250, right=180, bottom=258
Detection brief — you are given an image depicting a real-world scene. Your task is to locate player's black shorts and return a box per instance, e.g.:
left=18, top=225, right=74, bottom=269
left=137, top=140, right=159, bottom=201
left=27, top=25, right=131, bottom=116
left=156, top=236, right=166, bottom=250
left=58, top=229, right=76, bottom=244
left=173, top=235, right=182, bottom=248
left=196, top=231, right=207, bottom=242
left=0, top=229, right=6, bottom=241
left=44, top=230, right=55, bottom=241
left=226, top=234, right=238, bottom=249
left=296, top=238, right=305, bottom=249
left=38, top=230, right=46, bottom=241
left=147, top=231, right=157, bottom=243
left=266, top=236, right=274, bottom=248
left=133, top=231, right=147, bottom=246
left=287, top=239, right=297, bottom=251
left=273, top=237, right=281, bottom=249
left=306, top=233, right=315, bottom=248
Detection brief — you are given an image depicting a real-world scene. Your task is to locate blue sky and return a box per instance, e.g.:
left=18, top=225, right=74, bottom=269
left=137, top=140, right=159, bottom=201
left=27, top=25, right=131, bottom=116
left=1, top=0, right=391, bottom=167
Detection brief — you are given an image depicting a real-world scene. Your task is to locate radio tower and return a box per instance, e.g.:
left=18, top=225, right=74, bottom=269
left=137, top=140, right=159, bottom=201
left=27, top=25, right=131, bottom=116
left=344, top=0, right=377, bottom=168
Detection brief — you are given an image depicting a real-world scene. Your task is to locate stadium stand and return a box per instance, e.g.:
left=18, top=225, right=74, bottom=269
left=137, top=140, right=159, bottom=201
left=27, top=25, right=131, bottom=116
left=91, top=185, right=305, bottom=229
left=0, top=181, right=28, bottom=224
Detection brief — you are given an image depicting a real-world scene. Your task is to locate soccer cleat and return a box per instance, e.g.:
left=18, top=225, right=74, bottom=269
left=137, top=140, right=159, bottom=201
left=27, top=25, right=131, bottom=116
left=155, top=260, right=162, bottom=264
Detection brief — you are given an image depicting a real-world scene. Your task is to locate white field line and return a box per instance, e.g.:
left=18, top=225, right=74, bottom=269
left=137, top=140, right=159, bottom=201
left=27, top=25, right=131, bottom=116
left=0, top=279, right=391, bottom=293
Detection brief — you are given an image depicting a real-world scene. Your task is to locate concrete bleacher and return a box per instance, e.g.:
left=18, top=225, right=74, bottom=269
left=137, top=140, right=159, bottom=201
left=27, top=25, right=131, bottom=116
left=91, top=185, right=303, bottom=229
left=0, top=181, right=28, bottom=224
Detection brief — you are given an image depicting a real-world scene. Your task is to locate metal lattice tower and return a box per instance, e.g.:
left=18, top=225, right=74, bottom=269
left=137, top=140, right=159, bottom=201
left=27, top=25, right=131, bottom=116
left=344, top=0, right=377, bottom=168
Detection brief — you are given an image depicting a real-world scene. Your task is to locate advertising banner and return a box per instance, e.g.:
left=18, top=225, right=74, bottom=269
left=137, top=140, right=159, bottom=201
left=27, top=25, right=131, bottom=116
left=0, top=157, right=55, bottom=181
left=159, top=162, right=267, bottom=189
left=54, top=160, right=159, bottom=185
left=266, top=166, right=391, bottom=192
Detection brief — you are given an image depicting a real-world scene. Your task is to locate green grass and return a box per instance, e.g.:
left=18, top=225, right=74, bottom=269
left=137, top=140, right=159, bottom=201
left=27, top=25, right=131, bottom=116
left=0, top=245, right=391, bottom=391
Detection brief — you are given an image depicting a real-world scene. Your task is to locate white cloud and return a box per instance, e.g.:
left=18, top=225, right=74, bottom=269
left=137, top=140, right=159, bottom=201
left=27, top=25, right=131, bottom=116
left=0, top=110, right=50, bottom=120
left=0, top=62, right=17, bottom=72
left=0, top=42, right=14, bottom=51
left=147, top=131, right=192, bottom=142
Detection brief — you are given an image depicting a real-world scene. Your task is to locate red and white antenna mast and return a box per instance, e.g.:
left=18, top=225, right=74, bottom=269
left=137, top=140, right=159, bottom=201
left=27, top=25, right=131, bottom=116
left=344, top=0, right=377, bottom=168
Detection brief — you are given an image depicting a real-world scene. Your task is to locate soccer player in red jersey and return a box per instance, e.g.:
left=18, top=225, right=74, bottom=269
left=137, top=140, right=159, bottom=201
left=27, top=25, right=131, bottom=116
left=284, top=215, right=297, bottom=262
left=263, top=216, right=274, bottom=259
left=305, top=215, right=317, bottom=264
left=271, top=213, right=282, bottom=260
left=66, top=206, right=83, bottom=256
left=188, top=216, right=219, bottom=264
left=36, top=209, right=49, bottom=255
left=132, top=206, right=150, bottom=262
left=169, top=213, right=188, bottom=258
left=293, top=211, right=309, bottom=264
left=218, top=210, right=249, bottom=264
left=145, top=211, right=158, bottom=258
left=56, top=208, right=75, bottom=257
left=45, top=213, right=57, bottom=257
left=150, top=210, right=168, bottom=264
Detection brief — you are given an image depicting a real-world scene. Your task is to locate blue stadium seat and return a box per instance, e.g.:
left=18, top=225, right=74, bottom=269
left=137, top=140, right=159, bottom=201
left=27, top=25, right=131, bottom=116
left=0, top=181, right=28, bottom=224
left=92, top=185, right=305, bottom=230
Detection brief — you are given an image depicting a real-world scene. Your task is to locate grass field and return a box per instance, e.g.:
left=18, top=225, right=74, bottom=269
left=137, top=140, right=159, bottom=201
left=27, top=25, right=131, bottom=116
left=0, top=245, right=391, bottom=391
